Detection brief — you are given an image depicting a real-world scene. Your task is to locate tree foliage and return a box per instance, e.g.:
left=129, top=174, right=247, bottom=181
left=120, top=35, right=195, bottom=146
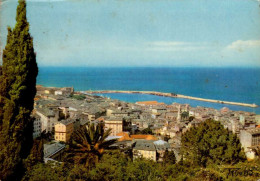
left=181, top=111, right=189, bottom=121
left=70, top=94, right=86, bottom=100
left=24, top=150, right=260, bottom=181
left=22, top=161, right=65, bottom=181
left=181, top=119, right=246, bottom=167
left=0, top=0, right=39, bottom=180
left=65, top=123, right=117, bottom=167
left=140, top=127, right=153, bottom=135
left=163, top=149, right=176, bottom=165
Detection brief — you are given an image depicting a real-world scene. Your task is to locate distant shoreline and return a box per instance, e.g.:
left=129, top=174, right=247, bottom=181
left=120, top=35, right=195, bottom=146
left=83, top=90, right=258, bottom=108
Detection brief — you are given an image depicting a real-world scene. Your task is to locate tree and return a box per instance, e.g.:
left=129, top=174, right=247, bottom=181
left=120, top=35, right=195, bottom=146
left=24, top=138, right=44, bottom=171
left=188, top=116, right=195, bottom=122
left=22, top=162, right=65, bottom=181
left=163, top=149, right=176, bottom=165
left=65, top=123, right=117, bottom=167
left=141, top=127, right=153, bottom=135
left=0, top=0, right=38, bottom=180
left=181, top=119, right=245, bottom=167
left=181, top=111, right=189, bottom=121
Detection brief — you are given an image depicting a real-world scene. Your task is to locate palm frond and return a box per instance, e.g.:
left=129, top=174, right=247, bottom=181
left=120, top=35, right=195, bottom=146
left=66, top=122, right=117, bottom=165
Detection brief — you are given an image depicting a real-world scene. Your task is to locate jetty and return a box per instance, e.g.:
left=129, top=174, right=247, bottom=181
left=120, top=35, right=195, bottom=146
left=84, top=90, right=258, bottom=108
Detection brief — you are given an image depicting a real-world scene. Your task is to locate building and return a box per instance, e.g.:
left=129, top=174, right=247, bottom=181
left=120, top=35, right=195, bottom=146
left=240, top=128, right=260, bottom=160
left=32, top=114, right=42, bottom=138
left=152, top=107, right=167, bottom=114
left=133, top=140, right=157, bottom=161
left=83, top=107, right=105, bottom=121
left=136, top=101, right=164, bottom=107
left=104, top=117, right=123, bottom=136
left=106, top=108, right=114, bottom=116
left=153, top=140, right=171, bottom=162
left=55, top=90, right=63, bottom=95
left=255, top=115, right=260, bottom=125
left=111, top=110, right=129, bottom=117
left=44, top=142, right=66, bottom=161
left=60, top=87, right=74, bottom=95
left=116, top=132, right=158, bottom=142
left=44, top=89, right=55, bottom=95
left=55, top=119, right=74, bottom=142
left=36, top=108, right=59, bottom=133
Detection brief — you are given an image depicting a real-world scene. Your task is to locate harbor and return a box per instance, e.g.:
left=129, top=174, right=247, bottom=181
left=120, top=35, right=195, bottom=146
left=84, top=90, right=258, bottom=108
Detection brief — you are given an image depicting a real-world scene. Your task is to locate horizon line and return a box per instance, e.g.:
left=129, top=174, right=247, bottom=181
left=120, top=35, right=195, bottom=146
left=37, top=65, right=260, bottom=69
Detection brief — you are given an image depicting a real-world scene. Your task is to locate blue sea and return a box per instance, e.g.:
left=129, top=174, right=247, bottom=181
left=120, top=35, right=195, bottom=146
left=37, top=67, right=260, bottom=114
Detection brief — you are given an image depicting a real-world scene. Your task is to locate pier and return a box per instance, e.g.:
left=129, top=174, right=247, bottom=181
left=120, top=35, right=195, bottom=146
left=83, top=90, right=258, bottom=108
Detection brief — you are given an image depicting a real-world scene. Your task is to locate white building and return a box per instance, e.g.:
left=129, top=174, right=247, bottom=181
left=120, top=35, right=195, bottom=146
left=36, top=108, right=59, bottom=133
left=54, top=90, right=63, bottom=95
left=240, top=128, right=260, bottom=160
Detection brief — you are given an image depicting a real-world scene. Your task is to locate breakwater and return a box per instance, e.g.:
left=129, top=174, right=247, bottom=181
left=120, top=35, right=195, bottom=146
left=83, top=90, right=258, bottom=108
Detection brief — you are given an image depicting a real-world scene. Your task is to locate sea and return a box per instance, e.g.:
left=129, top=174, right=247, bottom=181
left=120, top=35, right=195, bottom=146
left=37, top=67, right=260, bottom=114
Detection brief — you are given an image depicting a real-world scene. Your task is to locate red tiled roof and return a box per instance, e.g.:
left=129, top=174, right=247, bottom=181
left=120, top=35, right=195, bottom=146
left=116, top=132, right=158, bottom=141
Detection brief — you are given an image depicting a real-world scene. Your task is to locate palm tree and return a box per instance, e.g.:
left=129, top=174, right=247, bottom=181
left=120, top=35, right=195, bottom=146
left=65, top=122, right=117, bottom=167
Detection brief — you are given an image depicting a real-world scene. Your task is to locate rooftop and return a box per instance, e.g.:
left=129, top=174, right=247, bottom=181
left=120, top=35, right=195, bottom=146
left=59, top=119, right=75, bottom=126
left=36, top=108, right=55, bottom=117
left=245, top=128, right=260, bottom=135
left=136, top=101, right=164, bottom=106
left=133, top=140, right=156, bottom=151
left=44, top=142, right=65, bottom=158
left=116, top=132, right=158, bottom=141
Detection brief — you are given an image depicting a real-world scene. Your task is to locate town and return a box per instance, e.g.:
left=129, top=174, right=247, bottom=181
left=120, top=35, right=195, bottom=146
left=33, top=86, right=260, bottom=163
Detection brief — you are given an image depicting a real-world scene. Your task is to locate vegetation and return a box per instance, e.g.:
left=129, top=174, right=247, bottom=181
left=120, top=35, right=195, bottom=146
left=140, top=127, right=153, bottom=135
left=23, top=150, right=260, bottom=181
left=21, top=119, right=259, bottom=180
left=188, top=115, right=195, bottom=122
left=163, top=149, right=176, bottom=165
left=64, top=123, right=117, bottom=167
left=181, top=119, right=246, bottom=167
left=0, top=0, right=39, bottom=180
left=70, top=94, right=86, bottom=100
left=0, top=1, right=255, bottom=181
left=181, top=111, right=189, bottom=121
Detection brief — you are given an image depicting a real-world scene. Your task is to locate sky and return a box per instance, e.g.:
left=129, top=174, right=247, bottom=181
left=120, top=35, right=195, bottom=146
left=0, top=0, right=260, bottom=67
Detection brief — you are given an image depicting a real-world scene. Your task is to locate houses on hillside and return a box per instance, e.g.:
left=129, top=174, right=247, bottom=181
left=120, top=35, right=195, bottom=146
left=34, top=86, right=260, bottom=162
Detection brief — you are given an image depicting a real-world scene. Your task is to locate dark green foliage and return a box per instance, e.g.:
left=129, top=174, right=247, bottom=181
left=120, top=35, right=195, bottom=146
left=65, top=123, right=117, bottom=167
left=67, top=150, right=130, bottom=180
left=26, top=151, right=164, bottom=181
left=163, top=149, right=176, bottom=165
left=140, top=127, right=153, bottom=134
left=126, top=158, right=163, bottom=181
left=189, top=116, right=195, bottom=122
left=70, top=94, right=86, bottom=100
left=25, top=138, right=44, bottom=171
left=22, top=161, right=65, bottom=181
left=194, top=168, right=225, bottom=181
left=23, top=150, right=260, bottom=181
left=0, top=0, right=39, bottom=180
left=181, top=111, right=189, bottom=121
left=181, top=119, right=246, bottom=167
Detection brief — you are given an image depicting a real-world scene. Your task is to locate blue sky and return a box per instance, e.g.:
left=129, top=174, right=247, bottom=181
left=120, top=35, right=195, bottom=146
left=1, top=0, right=260, bottom=67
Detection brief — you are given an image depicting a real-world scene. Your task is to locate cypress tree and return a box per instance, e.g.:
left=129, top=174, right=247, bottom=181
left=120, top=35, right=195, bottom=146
left=0, top=0, right=38, bottom=180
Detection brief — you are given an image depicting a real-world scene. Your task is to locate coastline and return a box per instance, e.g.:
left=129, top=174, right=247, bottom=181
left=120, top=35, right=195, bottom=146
left=83, top=90, right=258, bottom=108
